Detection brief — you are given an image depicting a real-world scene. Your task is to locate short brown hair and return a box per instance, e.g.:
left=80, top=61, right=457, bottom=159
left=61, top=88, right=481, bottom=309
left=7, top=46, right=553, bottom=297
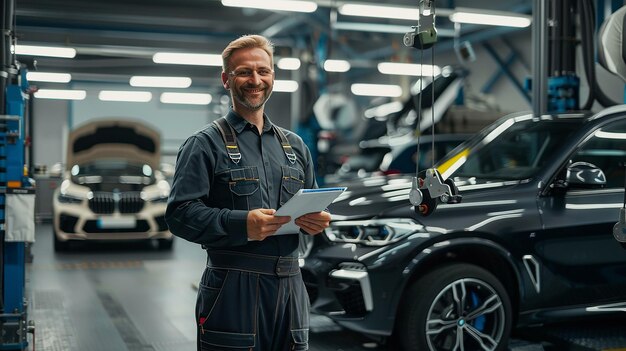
left=222, top=34, right=274, bottom=72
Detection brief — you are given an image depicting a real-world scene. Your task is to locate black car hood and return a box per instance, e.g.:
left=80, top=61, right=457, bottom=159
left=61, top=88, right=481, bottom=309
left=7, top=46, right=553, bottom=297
left=328, top=174, right=526, bottom=227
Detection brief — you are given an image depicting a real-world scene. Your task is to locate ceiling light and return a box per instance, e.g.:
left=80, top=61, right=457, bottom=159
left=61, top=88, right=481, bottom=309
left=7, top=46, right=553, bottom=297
left=98, top=91, right=152, bottom=102
left=324, top=60, right=351, bottom=72
left=333, top=22, right=456, bottom=37
left=273, top=80, right=299, bottom=93
left=334, top=22, right=415, bottom=34
left=153, top=52, right=222, bottom=66
left=222, top=0, right=317, bottom=13
left=26, top=72, right=71, bottom=83
left=450, top=8, right=531, bottom=28
left=15, top=45, right=76, bottom=58
left=351, top=83, right=402, bottom=97
left=338, top=3, right=419, bottom=21
left=34, top=89, right=85, bottom=100
left=130, top=76, right=192, bottom=88
left=160, top=92, right=212, bottom=105
left=277, top=58, right=301, bottom=70
left=378, top=62, right=441, bottom=76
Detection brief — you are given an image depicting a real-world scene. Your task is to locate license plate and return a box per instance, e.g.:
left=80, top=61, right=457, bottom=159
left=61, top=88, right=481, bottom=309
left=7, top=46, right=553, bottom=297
left=97, top=217, right=136, bottom=229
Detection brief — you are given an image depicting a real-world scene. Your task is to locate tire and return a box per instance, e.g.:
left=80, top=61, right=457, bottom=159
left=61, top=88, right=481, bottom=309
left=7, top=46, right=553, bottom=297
left=395, top=263, right=512, bottom=351
left=158, top=237, right=174, bottom=250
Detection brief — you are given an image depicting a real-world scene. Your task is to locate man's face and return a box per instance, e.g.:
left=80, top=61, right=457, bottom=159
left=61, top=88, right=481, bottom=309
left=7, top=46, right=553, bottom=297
left=223, top=47, right=274, bottom=112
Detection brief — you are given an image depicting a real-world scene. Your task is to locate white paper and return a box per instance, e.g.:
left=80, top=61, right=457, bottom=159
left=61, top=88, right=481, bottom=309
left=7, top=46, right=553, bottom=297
left=274, top=187, right=347, bottom=235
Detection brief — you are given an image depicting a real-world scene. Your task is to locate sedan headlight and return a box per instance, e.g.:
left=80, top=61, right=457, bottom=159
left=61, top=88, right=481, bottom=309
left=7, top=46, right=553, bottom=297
left=325, top=219, right=420, bottom=246
left=57, top=193, right=83, bottom=204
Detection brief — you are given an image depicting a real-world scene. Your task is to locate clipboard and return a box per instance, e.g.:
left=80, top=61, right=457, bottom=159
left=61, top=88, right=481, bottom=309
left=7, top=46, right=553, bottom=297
left=274, top=187, right=347, bottom=235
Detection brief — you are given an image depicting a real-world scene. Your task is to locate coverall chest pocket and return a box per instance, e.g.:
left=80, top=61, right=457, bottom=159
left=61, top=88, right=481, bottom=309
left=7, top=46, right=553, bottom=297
left=227, top=166, right=262, bottom=210
left=280, top=165, right=305, bottom=206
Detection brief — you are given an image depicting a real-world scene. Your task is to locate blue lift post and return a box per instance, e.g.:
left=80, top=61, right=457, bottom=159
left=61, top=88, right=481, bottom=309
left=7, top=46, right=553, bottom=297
left=1, top=0, right=35, bottom=347
left=1, top=71, right=33, bottom=350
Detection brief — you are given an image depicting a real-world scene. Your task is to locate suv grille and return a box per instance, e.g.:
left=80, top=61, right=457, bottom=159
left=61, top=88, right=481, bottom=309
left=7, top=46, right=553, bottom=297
left=89, top=192, right=115, bottom=214
left=333, top=281, right=367, bottom=316
left=119, top=192, right=145, bottom=213
left=88, top=191, right=145, bottom=214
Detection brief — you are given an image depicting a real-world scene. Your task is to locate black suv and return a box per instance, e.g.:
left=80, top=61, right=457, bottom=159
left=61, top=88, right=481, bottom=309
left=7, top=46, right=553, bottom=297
left=302, top=106, right=626, bottom=351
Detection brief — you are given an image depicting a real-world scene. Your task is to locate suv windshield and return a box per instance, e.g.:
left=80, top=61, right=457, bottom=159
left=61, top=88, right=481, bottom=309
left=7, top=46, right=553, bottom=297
left=450, top=118, right=580, bottom=180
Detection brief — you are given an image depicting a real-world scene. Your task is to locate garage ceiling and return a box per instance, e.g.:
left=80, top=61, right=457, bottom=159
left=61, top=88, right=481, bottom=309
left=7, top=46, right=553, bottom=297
left=13, top=0, right=532, bottom=93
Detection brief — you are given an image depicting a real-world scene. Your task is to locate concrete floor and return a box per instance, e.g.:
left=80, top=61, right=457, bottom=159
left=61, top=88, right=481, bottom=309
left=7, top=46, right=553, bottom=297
left=25, top=223, right=387, bottom=351
left=23, top=223, right=625, bottom=351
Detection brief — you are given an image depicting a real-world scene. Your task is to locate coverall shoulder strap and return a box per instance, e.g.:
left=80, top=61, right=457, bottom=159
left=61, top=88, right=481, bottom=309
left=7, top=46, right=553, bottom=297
left=213, top=117, right=241, bottom=164
left=272, top=125, right=297, bottom=164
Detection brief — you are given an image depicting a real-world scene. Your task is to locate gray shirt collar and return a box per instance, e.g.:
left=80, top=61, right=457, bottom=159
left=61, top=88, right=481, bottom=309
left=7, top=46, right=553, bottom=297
left=225, top=110, right=274, bottom=134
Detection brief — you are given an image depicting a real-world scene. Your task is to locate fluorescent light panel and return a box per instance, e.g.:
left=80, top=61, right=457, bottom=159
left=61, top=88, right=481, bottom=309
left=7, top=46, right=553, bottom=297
left=15, top=45, right=76, bottom=58
left=160, top=92, right=212, bottom=105
left=26, top=72, right=71, bottom=83
left=222, top=0, right=317, bottom=13
left=324, top=60, right=351, bottom=72
left=277, top=58, right=301, bottom=70
left=351, top=83, right=402, bottom=97
left=333, top=21, right=456, bottom=37
left=334, top=22, right=414, bottom=34
left=130, top=76, right=192, bottom=88
left=153, top=52, right=222, bottom=66
left=338, top=4, right=419, bottom=21
left=34, top=89, right=85, bottom=100
left=378, top=62, right=441, bottom=76
left=450, top=8, right=531, bottom=28
left=99, top=91, right=152, bottom=102
left=273, top=80, right=299, bottom=93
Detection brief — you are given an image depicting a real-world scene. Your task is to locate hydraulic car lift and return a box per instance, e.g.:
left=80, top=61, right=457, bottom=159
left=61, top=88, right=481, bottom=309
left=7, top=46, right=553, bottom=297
left=1, top=0, right=35, bottom=349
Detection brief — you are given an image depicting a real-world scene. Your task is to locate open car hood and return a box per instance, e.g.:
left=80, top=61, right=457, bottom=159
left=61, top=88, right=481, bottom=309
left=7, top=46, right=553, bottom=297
left=66, top=119, right=161, bottom=170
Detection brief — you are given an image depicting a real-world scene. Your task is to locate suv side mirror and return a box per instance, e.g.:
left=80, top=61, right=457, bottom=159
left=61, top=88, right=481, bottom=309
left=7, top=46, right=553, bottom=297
left=566, top=161, right=607, bottom=188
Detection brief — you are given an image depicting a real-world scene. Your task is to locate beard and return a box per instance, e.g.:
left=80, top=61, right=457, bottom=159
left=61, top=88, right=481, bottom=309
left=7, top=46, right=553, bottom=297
left=232, top=83, right=273, bottom=111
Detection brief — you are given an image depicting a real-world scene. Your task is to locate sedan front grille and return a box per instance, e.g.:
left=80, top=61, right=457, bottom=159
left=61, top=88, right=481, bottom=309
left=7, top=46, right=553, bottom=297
left=89, top=192, right=115, bottom=214
left=88, top=191, right=145, bottom=214
left=119, top=192, right=144, bottom=213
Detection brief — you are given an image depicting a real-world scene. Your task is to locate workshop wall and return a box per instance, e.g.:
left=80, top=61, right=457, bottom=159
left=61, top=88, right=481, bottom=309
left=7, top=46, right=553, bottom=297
left=29, top=30, right=626, bottom=174
left=31, top=83, right=293, bottom=170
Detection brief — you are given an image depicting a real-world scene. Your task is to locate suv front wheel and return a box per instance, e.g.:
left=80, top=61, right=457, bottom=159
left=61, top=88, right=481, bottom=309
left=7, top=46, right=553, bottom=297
left=396, top=263, right=513, bottom=351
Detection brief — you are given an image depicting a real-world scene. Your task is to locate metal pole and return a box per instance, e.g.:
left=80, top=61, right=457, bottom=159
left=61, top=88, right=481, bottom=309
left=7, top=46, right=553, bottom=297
left=532, top=0, right=548, bottom=117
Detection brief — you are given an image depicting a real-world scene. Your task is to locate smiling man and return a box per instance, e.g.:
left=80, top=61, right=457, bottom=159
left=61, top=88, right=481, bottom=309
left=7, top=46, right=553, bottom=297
left=166, top=34, right=331, bottom=351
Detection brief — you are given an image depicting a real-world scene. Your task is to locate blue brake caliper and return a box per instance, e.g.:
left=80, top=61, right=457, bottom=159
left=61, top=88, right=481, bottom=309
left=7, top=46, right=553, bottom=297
left=470, top=292, right=486, bottom=331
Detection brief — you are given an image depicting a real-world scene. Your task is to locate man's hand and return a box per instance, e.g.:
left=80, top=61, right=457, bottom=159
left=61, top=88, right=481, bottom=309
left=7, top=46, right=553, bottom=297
left=296, top=211, right=331, bottom=235
left=247, top=209, right=291, bottom=241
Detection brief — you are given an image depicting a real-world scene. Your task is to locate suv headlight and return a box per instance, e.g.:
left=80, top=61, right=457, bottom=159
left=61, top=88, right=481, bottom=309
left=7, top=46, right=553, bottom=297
left=57, top=193, right=83, bottom=204
left=148, top=195, right=169, bottom=203
left=325, top=219, right=419, bottom=246
left=140, top=190, right=169, bottom=203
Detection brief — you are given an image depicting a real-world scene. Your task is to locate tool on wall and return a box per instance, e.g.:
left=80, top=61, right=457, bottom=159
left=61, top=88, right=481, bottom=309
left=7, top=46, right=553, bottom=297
left=404, top=0, right=462, bottom=216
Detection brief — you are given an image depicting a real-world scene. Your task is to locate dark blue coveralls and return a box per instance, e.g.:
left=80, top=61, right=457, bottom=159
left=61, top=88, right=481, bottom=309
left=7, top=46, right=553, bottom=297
left=165, top=111, right=317, bottom=351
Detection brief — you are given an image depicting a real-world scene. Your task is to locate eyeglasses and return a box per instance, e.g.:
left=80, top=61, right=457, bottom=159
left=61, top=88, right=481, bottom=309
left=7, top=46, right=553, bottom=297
left=228, top=68, right=274, bottom=79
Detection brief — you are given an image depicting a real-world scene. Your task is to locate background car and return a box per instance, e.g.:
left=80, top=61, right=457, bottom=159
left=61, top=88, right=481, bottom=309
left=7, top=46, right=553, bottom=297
left=326, top=133, right=470, bottom=183
left=52, top=119, right=173, bottom=251
left=302, top=106, right=626, bottom=350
